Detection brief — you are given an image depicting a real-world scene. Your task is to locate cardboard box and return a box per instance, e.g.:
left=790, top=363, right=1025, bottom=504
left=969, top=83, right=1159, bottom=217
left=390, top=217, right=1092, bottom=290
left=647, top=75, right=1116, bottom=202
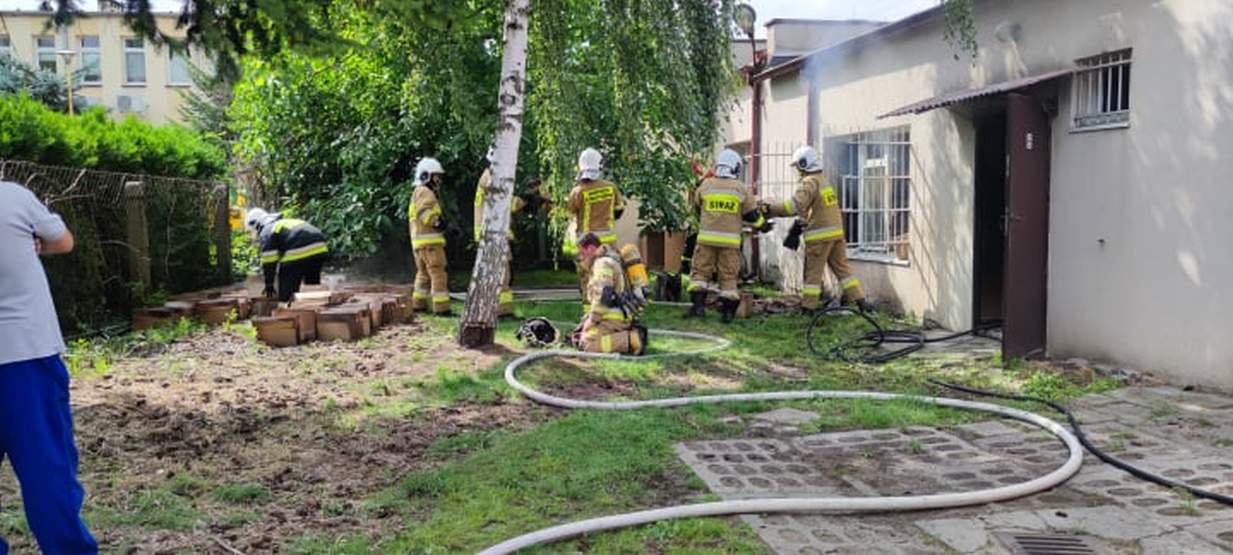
left=132, top=307, right=176, bottom=331
left=272, top=307, right=319, bottom=342
left=317, top=306, right=371, bottom=342
left=254, top=316, right=300, bottom=347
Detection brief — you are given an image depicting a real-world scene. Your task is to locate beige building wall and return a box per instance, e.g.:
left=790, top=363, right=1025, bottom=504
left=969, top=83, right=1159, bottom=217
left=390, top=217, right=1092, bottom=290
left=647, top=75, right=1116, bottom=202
left=761, top=0, right=1233, bottom=387
left=0, top=10, right=201, bottom=124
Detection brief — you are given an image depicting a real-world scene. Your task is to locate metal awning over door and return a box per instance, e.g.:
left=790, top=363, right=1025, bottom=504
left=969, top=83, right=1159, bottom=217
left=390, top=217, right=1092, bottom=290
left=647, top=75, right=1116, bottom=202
left=877, top=68, right=1075, bottom=119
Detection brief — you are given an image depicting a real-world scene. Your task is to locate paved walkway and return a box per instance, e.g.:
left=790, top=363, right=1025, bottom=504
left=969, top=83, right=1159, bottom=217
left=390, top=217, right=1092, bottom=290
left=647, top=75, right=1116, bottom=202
left=677, top=386, right=1233, bottom=554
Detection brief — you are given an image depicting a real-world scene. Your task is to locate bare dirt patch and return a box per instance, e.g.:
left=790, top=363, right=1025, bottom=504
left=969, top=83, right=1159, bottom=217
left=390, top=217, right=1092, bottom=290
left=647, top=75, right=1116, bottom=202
left=0, top=324, right=552, bottom=553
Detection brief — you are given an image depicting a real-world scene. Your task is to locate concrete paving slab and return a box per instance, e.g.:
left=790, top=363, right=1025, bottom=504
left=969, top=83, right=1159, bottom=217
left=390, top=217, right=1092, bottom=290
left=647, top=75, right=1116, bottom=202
left=677, top=386, right=1233, bottom=554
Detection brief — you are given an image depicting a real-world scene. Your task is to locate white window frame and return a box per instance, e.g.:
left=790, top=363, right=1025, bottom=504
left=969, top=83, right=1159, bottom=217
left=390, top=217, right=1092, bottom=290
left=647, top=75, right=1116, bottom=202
left=0, top=35, right=11, bottom=58
left=838, top=127, right=912, bottom=265
left=167, top=49, right=192, bottom=86
left=123, top=37, right=146, bottom=85
left=35, top=36, right=57, bottom=73
left=1071, top=49, right=1132, bottom=132
left=79, top=36, right=102, bottom=85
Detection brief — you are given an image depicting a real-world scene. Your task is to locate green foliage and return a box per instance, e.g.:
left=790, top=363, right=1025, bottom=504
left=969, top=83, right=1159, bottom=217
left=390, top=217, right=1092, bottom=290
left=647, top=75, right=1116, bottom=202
left=65, top=317, right=206, bottom=377
left=941, top=0, right=979, bottom=59
left=0, top=55, right=80, bottom=111
left=0, top=95, right=226, bottom=178
left=228, top=0, right=735, bottom=260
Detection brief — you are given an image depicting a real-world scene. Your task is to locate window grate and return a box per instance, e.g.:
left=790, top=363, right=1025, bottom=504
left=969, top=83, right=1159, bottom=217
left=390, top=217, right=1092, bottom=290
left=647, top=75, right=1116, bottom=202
left=838, top=127, right=911, bottom=263
left=1072, top=49, right=1131, bottom=130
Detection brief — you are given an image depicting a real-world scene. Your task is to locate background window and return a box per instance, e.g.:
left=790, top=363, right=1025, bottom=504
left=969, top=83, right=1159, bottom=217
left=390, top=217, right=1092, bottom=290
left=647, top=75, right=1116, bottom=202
left=1072, top=49, right=1132, bottom=130
left=124, top=38, right=146, bottom=84
left=0, top=35, right=11, bottom=57
left=838, top=127, right=911, bottom=263
left=36, top=36, right=57, bottom=72
left=80, top=36, right=102, bottom=84
left=168, top=50, right=191, bottom=86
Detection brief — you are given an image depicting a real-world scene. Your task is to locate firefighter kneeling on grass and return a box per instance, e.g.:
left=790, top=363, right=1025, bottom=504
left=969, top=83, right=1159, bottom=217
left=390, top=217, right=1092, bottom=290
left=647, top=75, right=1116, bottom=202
left=245, top=208, right=329, bottom=302
left=569, top=232, right=649, bottom=355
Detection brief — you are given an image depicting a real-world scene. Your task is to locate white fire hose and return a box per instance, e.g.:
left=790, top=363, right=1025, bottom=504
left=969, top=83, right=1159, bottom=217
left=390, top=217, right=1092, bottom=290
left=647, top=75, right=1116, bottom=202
left=481, top=328, right=1083, bottom=555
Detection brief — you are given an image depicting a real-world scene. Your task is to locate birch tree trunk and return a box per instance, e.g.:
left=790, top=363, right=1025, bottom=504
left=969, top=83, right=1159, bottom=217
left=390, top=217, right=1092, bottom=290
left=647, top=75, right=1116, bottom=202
left=458, top=0, right=530, bottom=348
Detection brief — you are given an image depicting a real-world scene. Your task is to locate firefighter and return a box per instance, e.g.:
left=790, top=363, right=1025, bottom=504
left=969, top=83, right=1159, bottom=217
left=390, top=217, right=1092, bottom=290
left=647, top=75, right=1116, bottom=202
left=764, top=145, right=871, bottom=313
left=572, top=233, right=647, bottom=355
left=686, top=149, right=771, bottom=323
left=567, top=147, right=625, bottom=305
left=245, top=208, right=330, bottom=303
left=473, top=148, right=549, bottom=317
left=409, top=157, right=451, bottom=315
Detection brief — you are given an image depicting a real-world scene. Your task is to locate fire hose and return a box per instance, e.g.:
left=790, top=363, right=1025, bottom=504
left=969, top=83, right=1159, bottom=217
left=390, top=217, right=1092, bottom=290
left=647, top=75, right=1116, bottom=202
left=480, top=327, right=1085, bottom=554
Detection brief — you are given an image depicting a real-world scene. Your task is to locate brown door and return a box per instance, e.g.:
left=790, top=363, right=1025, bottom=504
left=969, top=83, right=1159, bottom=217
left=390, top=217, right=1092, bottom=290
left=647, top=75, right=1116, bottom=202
left=1003, top=93, right=1052, bottom=358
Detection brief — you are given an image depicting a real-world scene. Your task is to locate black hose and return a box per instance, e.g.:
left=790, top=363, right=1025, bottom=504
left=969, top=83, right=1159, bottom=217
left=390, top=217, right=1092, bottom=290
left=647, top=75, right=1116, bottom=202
left=804, top=307, right=1233, bottom=506
left=805, top=306, right=1000, bottom=364
left=930, top=379, right=1233, bottom=507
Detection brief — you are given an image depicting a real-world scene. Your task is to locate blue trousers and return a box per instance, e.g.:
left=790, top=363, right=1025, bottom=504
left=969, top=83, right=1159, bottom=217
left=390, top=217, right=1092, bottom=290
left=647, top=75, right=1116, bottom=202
left=0, top=355, right=97, bottom=555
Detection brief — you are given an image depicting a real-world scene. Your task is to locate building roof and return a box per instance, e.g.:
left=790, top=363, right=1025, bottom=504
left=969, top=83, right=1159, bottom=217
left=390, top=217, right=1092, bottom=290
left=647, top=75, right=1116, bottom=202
left=877, top=67, right=1075, bottom=118
left=764, top=18, right=886, bottom=27
left=753, top=1, right=986, bottom=82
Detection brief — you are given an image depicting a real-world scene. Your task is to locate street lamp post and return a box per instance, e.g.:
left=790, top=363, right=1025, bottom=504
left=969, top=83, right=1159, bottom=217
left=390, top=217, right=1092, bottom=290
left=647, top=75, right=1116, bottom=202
left=56, top=49, right=77, bottom=115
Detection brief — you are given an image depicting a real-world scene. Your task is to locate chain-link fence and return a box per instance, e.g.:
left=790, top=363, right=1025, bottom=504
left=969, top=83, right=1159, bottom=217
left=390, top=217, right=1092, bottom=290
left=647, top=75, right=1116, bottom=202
left=0, top=160, right=232, bottom=336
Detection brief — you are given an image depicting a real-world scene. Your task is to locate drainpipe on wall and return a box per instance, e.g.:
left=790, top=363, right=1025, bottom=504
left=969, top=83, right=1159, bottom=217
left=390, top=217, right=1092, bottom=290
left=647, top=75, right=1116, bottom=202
left=749, top=75, right=763, bottom=278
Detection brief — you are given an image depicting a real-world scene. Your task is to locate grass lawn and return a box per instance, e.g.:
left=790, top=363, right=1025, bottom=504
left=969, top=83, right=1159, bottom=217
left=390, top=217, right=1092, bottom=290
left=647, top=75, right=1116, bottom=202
left=0, top=297, right=1121, bottom=554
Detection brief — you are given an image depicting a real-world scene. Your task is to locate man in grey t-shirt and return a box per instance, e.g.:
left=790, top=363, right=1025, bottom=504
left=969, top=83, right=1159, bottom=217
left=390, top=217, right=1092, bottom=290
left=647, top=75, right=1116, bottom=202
left=0, top=181, right=97, bottom=554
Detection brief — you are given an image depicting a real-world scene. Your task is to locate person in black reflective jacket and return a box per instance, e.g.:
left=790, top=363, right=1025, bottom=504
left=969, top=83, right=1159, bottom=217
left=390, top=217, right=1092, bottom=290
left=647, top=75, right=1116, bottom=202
left=244, top=208, right=329, bottom=302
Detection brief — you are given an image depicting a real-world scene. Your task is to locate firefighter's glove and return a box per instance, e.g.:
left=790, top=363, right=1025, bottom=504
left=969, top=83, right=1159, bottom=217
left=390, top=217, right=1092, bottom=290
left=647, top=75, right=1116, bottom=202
left=433, top=217, right=447, bottom=231
left=782, top=219, right=805, bottom=251
left=757, top=219, right=775, bottom=234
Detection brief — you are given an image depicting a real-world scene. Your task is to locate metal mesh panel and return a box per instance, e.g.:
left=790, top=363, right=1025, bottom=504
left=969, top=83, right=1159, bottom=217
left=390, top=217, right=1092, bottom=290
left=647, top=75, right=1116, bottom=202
left=0, top=160, right=230, bottom=335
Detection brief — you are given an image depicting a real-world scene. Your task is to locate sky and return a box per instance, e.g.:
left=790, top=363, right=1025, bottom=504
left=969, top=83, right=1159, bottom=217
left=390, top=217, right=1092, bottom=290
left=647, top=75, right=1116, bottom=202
left=2, top=0, right=939, bottom=29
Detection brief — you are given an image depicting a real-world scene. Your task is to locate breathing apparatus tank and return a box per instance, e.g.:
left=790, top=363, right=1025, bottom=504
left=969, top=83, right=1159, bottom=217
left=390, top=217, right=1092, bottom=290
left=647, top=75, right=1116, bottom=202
left=619, top=244, right=649, bottom=292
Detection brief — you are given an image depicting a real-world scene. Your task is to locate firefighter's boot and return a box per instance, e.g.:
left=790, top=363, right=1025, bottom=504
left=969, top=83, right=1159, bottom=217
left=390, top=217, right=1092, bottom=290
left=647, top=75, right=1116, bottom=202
left=856, top=299, right=874, bottom=314
left=685, top=290, right=707, bottom=318
left=720, top=298, right=739, bottom=324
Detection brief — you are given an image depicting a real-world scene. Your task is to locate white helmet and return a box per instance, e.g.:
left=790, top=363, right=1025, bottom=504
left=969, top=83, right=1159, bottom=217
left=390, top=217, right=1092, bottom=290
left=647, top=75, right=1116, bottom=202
left=244, top=208, right=270, bottom=233
left=576, top=147, right=603, bottom=181
left=790, top=145, right=823, bottom=173
left=414, top=157, right=445, bottom=186
left=714, top=149, right=743, bottom=179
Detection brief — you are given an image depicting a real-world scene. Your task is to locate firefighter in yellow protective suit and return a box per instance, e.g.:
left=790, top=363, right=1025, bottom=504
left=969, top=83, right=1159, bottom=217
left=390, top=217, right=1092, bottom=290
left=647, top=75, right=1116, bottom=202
left=765, top=146, right=871, bottom=313
left=686, top=149, right=772, bottom=323
left=572, top=232, right=648, bottom=355
left=409, top=157, right=451, bottom=315
left=567, top=147, right=625, bottom=304
left=473, top=150, right=549, bottom=317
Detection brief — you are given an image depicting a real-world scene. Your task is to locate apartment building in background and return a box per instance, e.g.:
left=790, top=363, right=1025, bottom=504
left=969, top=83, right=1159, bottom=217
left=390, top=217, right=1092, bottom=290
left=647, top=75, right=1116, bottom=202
left=0, top=2, right=203, bottom=124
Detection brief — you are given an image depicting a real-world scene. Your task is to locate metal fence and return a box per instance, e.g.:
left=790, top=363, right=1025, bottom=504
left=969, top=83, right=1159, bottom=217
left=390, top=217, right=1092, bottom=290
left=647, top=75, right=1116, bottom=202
left=753, top=141, right=805, bottom=294
left=0, top=160, right=231, bottom=335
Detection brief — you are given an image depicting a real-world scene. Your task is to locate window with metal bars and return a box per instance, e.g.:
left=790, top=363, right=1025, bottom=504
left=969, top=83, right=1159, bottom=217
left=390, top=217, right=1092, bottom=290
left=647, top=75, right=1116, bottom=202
left=1072, top=49, right=1131, bottom=131
left=838, top=127, right=911, bottom=264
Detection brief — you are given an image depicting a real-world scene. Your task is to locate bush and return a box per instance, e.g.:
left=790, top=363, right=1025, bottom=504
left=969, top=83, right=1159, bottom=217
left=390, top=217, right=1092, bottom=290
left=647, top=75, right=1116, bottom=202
left=0, top=94, right=225, bottom=178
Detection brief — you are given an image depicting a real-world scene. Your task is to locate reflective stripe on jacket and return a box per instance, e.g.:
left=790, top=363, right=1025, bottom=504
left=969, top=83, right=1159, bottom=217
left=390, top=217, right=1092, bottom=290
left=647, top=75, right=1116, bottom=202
left=473, top=168, right=527, bottom=243
left=409, top=184, right=445, bottom=250
left=692, top=176, right=759, bottom=249
left=767, top=172, right=844, bottom=243
left=568, top=179, right=623, bottom=244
